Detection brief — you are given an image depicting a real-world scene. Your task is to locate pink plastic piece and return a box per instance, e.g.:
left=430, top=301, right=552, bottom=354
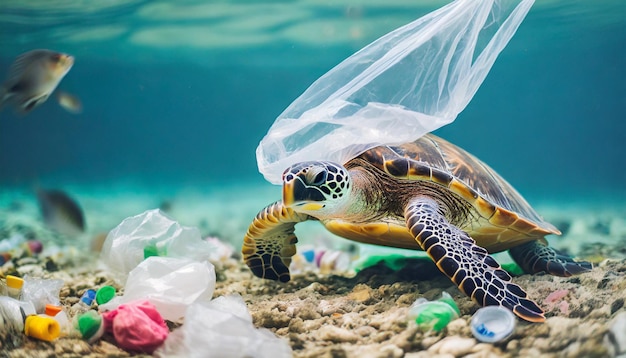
left=543, top=289, right=569, bottom=304
left=102, top=300, right=169, bottom=354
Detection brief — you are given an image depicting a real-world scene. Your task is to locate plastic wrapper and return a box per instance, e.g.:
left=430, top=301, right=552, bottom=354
left=155, top=295, right=292, bottom=358
left=257, top=0, right=534, bottom=184
left=101, top=256, right=216, bottom=323
left=100, top=209, right=212, bottom=282
left=21, top=276, right=64, bottom=313
left=408, top=291, right=460, bottom=332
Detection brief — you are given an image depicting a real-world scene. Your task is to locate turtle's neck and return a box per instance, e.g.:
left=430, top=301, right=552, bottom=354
left=338, top=164, right=388, bottom=223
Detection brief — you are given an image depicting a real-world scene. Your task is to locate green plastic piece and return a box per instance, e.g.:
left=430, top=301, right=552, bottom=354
left=410, top=292, right=460, bottom=332
left=501, top=262, right=525, bottom=276
left=353, top=254, right=430, bottom=272
left=77, top=311, right=103, bottom=340
left=143, top=243, right=159, bottom=259
left=95, top=285, right=116, bottom=305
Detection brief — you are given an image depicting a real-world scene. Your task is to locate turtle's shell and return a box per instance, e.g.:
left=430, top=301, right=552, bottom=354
left=325, top=134, right=559, bottom=253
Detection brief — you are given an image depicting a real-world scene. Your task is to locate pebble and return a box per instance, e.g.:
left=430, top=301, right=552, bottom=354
left=318, top=325, right=360, bottom=343
left=405, top=353, right=454, bottom=358
left=349, top=285, right=373, bottom=303
left=506, top=339, right=520, bottom=351
left=318, top=299, right=345, bottom=316
left=444, top=318, right=468, bottom=335
left=604, top=311, right=626, bottom=357
left=379, top=344, right=404, bottom=358
left=428, top=336, right=476, bottom=357
left=420, top=335, right=442, bottom=349
left=355, top=325, right=377, bottom=337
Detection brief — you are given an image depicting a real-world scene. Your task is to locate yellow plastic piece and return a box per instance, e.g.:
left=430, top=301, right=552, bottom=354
left=6, top=275, right=24, bottom=289
left=24, top=315, right=61, bottom=342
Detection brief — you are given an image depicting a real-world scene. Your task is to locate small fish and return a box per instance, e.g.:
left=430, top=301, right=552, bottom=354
left=0, top=49, right=74, bottom=115
left=36, top=188, right=86, bottom=237
left=57, top=91, right=82, bottom=114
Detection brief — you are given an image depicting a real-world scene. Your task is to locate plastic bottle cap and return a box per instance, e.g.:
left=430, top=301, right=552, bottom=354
left=24, top=315, right=61, bottom=342
left=470, top=306, right=517, bottom=343
left=45, top=304, right=63, bottom=317
left=95, top=286, right=116, bottom=305
left=25, top=240, right=43, bottom=254
left=80, top=289, right=97, bottom=306
left=77, top=311, right=103, bottom=341
left=6, top=275, right=24, bottom=289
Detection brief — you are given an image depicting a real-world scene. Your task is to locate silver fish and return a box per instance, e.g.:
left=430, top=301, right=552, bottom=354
left=0, top=49, right=74, bottom=115
left=57, top=90, right=82, bottom=114
left=36, top=188, right=86, bottom=237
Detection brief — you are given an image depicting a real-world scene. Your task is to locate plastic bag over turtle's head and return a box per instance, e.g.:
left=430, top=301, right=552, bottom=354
left=257, top=0, right=534, bottom=184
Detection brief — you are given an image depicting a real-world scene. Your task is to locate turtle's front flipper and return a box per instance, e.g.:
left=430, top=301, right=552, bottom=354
left=404, top=197, right=545, bottom=322
left=509, top=241, right=592, bottom=277
left=242, top=201, right=311, bottom=283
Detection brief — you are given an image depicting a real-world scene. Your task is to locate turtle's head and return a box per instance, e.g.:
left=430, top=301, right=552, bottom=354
left=282, top=161, right=351, bottom=217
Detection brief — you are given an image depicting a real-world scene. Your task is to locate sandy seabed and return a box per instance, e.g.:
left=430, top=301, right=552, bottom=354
left=0, top=183, right=624, bottom=357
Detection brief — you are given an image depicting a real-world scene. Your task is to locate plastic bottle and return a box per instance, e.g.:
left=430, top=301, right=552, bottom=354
left=470, top=306, right=516, bottom=343
left=6, top=275, right=24, bottom=299
left=70, top=289, right=96, bottom=316
left=407, top=292, right=460, bottom=332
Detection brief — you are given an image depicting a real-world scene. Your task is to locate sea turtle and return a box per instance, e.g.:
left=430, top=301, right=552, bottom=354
left=242, top=134, right=591, bottom=322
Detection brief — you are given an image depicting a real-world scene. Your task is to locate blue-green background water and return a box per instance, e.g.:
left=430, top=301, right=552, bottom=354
left=0, top=0, right=624, bottom=203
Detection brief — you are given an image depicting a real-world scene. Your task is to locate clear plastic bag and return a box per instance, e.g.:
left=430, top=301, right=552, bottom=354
left=257, top=0, right=534, bottom=184
left=100, top=209, right=213, bottom=283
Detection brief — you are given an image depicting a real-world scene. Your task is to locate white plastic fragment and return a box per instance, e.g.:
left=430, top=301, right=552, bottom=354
left=102, top=256, right=216, bottom=323
left=100, top=209, right=213, bottom=282
left=257, top=0, right=535, bottom=184
left=155, top=295, right=292, bottom=358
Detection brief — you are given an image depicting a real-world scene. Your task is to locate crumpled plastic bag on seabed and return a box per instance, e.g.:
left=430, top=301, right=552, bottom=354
left=99, top=209, right=213, bottom=283
left=257, top=0, right=535, bottom=184
left=100, top=256, right=216, bottom=323
left=154, top=295, right=292, bottom=358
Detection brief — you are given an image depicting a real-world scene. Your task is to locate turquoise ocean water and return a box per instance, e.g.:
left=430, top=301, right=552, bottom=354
left=0, top=1, right=624, bottom=245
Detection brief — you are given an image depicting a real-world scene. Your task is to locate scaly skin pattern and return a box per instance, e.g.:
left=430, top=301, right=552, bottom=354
left=405, top=197, right=545, bottom=322
left=242, top=201, right=310, bottom=283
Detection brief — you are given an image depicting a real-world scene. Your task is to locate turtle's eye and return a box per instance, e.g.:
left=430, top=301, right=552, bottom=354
left=305, top=168, right=327, bottom=186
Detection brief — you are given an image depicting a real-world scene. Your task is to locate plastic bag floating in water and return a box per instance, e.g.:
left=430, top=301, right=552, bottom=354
left=257, top=0, right=534, bottom=184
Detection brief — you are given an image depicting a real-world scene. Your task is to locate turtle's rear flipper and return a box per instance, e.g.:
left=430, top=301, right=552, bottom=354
left=509, top=241, right=592, bottom=277
left=242, top=201, right=310, bottom=283
left=405, top=197, right=545, bottom=323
